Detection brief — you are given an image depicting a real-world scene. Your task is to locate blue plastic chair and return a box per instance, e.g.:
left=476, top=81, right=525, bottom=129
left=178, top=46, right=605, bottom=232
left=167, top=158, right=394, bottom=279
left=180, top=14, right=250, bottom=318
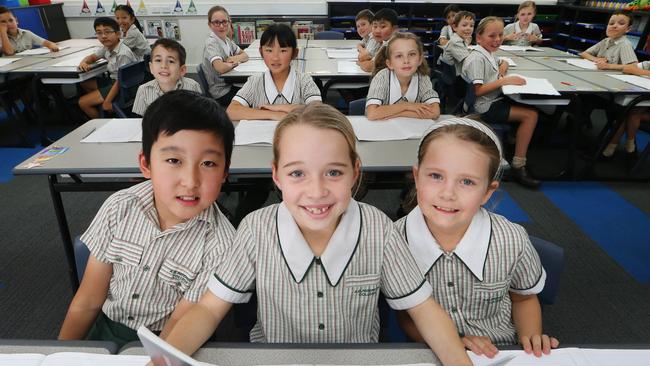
left=529, top=235, right=565, bottom=306
left=463, top=80, right=511, bottom=139
left=73, top=236, right=91, bottom=282
left=196, top=63, right=212, bottom=98
left=314, top=31, right=344, bottom=40
left=349, top=98, right=366, bottom=116
left=112, top=60, right=149, bottom=118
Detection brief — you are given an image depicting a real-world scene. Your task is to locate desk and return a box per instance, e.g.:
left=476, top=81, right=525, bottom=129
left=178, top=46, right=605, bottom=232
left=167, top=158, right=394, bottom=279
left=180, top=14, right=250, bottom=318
left=506, top=56, right=552, bottom=71
left=528, top=57, right=593, bottom=71
left=307, top=39, right=359, bottom=49
left=8, top=46, right=95, bottom=59
left=221, top=60, right=305, bottom=82
left=502, top=46, right=578, bottom=58
left=0, top=339, right=117, bottom=354
left=506, top=69, right=608, bottom=94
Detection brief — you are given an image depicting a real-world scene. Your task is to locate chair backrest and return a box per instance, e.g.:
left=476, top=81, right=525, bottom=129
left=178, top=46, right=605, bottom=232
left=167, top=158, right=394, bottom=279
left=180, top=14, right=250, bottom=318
left=529, top=235, right=565, bottom=306
left=349, top=98, right=366, bottom=116
left=114, top=60, right=148, bottom=117
left=440, top=61, right=457, bottom=86
left=73, top=236, right=91, bottom=282
left=196, top=63, right=212, bottom=98
left=315, top=31, right=344, bottom=40
left=463, top=79, right=476, bottom=115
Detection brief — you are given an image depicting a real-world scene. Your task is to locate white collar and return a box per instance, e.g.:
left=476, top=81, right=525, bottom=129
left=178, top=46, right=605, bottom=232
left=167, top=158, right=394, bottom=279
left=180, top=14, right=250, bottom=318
left=389, top=70, right=419, bottom=104
left=514, top=21, right=533, bottom=34
left=404, top=206, right=492, bottom=281
left=475, top=45, right=499, bottom=71
left=609, top=36, right=628, bottom=46
left=264, top=66, right=297, bottom=104
left=276, top=200, right=361, bottom=286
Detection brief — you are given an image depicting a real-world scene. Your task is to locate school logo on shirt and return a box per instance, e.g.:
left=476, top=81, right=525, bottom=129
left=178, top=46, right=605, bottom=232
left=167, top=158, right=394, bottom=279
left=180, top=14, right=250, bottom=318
left=170, top=270, right=192, bottom=285
left=354, top=286, right=379, bottom=296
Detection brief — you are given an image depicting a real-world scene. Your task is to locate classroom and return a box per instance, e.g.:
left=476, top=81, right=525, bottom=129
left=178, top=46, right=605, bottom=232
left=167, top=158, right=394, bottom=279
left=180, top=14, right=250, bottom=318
left=0, top=0, right=649, bottom=365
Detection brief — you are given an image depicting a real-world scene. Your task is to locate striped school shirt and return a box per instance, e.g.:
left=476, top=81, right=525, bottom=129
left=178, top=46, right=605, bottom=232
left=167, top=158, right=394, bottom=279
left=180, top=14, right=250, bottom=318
left=208, top=200, right=431, bottom=343
left=461, top=45, right=503, bottom=114
left=122, top=24, right=150, bottom=60
left=366, top=68, right=439, bottom=108
left=503, top=22, right=542, bottom=47
left=440, top=32, right=472, bottom=76
left=93, top=40, right=138, bottom=80
left=638, top=61, right=650, bottom=70
left=438, top=25, right=453, bottom=41
left=365, top=37, right=382, bottom=57
left=81, top=180, right=235, bottom=331
left=0, top=28, right=45, bottom=54
left=132, top=77, right=202, bottom=116
left=232, top=67, right=321, bottom=108
left=584, top=36, right=638, bottom=65
left=202, top=32, right=242, bottom=99
left=395, top=206, right=546, bottom=345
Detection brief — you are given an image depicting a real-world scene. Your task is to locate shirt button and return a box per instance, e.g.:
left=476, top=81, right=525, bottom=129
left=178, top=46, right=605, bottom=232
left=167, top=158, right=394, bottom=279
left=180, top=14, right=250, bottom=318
left=447, top=281, right=454, bottom=287
left=317, top=291, right=323, bottom=298
left=132, top=293, right=140, bottom=299
left=314, top=258, right=321, bottom=265
left=142, top=265, right=150, bottom=272
left=318, top=323, right=325, bottom=330
left=451, top=306, right=458, bottom=313
left=127, top=316, right=134, bottom=320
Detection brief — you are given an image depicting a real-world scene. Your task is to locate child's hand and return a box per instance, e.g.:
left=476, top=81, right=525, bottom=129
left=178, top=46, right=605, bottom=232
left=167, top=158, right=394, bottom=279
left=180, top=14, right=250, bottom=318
left=502, top=75, right=526, bottom=86
left=49, top=45, right=60, bottom=52
left=519, top=334, right=559, bottom=357
left=503, top=33, right=518, bottom=41
left=78, top=61, right=92, bottom=72
left=225, top=61, right=239, bottom=70
left=623, top=63, right=642, bottom=75
left=261, top=104, right=292, bottom=113
left=595, top=59, right=610, bottom=70
left=0, top=23, right=7, bottom=35
left=102, top=99, right=113, bottom=112
left=528, top=34, right=539, bottom=42
left=462, top=335, right=499, bottom=358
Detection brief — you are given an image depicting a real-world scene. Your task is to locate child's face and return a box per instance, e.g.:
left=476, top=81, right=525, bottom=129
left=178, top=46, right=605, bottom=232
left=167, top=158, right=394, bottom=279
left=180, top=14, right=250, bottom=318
left=115, top=10, right=134, bottom=31
left=272, top=124, right=359, bottom=243
left=94, top=25, right=120, bottom=49
left=476, top=21, right=504, bottom=52
left=139, top=130, right=227, bottom=231
left=454, top=17, right=475, bottom=39
left=356, top=18, right=371, bottom=38
left=0, top=12, right=19, bottom=35
left=150, top=46, right=186, bottom=85
left=209, top=10, right=230, bottom=39
left=517, top=6, right=535, bottom=26
left=413, top=134, right=497, bottom=244
left=261, top=38, right=296, bottom=75
left=386, top=38, right=422, bottom=79
left=372, top=20, right=396, bottom=42
left=446, top=12, right=457, bottom=26
left=606, top=14, right=631, bottom=39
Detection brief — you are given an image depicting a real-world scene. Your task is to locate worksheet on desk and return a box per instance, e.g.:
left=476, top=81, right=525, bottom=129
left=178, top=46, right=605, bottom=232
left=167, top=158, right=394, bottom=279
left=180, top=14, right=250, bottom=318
left=80, top=118, right=143, bottom=143
left=608, top=74, right=650, bottom=90
left=469, top=348, right=650, bottom=366
left=234, top=59, right=268, bottom=72
left=565, top=58, right=597, bottom=70
left=0, top=353, right=149, bottom=366
left=16, top=46, right=69, bottom=56
left=347, top=115, right=435, bottom=141
left=234, top=120, right=279, bottom=145
left=326, top=48, right=358, bottom=59
left=501, top=74, right=560, bottom=96
left=0, top=58, right=20, bottom=67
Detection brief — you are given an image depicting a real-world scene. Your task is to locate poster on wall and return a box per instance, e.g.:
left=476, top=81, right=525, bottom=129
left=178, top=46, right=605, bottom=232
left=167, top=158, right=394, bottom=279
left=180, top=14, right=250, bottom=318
left=146, top=19, right=164, bottom=38
left=164, top=20, right=181, bottom=40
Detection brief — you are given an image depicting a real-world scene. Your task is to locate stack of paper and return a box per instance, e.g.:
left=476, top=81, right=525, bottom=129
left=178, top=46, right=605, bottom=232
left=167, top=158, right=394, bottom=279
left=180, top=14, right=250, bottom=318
left=233, top=59, right=268, bottom=72
left=337, top=60, right=366, bottom=74
left=326, top=48, right=358, bottom=59
left=501, top=74, right=560, bottom=96
left=608, top=74, right=650, bottom=90
left=80, top=119, right=142, bottom=143
left=565, top=58, right=597, bottom=70
left=347, top=116, right=440, bottom=141
left=234, top=120, right=279, bottom=145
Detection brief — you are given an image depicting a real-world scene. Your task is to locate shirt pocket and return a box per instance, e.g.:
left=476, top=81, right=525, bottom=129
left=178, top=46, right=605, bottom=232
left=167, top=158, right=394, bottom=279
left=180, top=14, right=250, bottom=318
left=468, top=279, right=510, bottom=319
left=158, top=259, right=198, bottom=293
left=105, top=238, right=143, bottom=266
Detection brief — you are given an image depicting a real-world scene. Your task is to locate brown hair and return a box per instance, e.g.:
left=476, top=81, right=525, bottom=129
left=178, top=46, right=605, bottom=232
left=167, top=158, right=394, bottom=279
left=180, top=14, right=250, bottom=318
left=356, top=9, right=374, bottom=23
left=611, top=11, right=633, bottom=27
left=517, top=1, right=537, bottom=17
left=476, top=16, right=504, bottom=35
left=207, top=5, right=230, bottom=23
left=453, top=11, right=476, bottom=26
left=0, top=6, right=12, bottom=16
left=373, top=32, right=430, bottom=77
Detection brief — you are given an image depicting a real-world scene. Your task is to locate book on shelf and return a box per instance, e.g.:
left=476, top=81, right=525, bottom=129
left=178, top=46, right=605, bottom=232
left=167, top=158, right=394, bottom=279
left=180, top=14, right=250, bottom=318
left=256, top=19, right=274, bottom=37
left=293, top=20, right=313, bottom=40
left=235, top=22, right=256, bottom=45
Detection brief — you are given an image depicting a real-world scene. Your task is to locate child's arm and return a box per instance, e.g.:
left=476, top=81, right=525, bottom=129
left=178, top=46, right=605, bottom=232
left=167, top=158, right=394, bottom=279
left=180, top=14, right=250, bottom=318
left=227, top=100, right=287, bottom=121
left=159, top=298, right=195, bottom=339
left=474, top=75, right=525, bottom=97
left=260, top=103, right=303, bottom=113
left=228, top=49, right=249, bottom=64
left=498, top=60, right=509, bottom=78
left=580, top=41, right=607, bottom=63
left=358, top=44, right=371, bottom=61
left=407, top=297, right=473, bottom=366
left=438, top=37, right=449, bottom=46
left=0, top=24, right=14, bottom=55
left=212, top=59, right=239, bottom=74
left=623, top=63, right=650, bottom=75
left=101, top=81, right=120, bottom=112
left=161, top=292, right=233, bottom=355
left=79, top=54, right=101, bottom=72
left=511, top=292, right=559, bottom=357
left=358, top=58, right=375, bottom=73
left=58, top=256, right=112, bottom=340
left=366, top=103, right=439, bottom=120
left=42, top=40, right=59, bottom=52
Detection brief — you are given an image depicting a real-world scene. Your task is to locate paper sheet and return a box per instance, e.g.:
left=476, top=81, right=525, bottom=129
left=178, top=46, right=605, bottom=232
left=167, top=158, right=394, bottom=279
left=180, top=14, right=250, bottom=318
left=565, top=58, right=597, bottom=70
left=234, top=120, right=279, bottom=145
left=499, top=45, right=544, bottom=52
left=0, top=57, right=20, bottom=67
left=326, top=48, right=358, bottom=59
left=469, top=348, right=650, bottom=366
left=233, top=59, right=267, bottom=72
left=607, top=74, right=650, bottom=90
left=40, top=353, right=149, bottom=366
left=0, top=353, right=45, bottom=366
left=337, top=60, right=366, bottom=74
left=347, top=115, right=440, bottom=141
left=16, top=46, right=69, bottom=56
left=51, top=51, right=96, bottom=67
left=80, top=119, right=142, bottom=143
left=244, top=47, right=262, bottom=59
left=499, top=57, right=517, bottom=67
left=502, top=74, right=560, bottom=96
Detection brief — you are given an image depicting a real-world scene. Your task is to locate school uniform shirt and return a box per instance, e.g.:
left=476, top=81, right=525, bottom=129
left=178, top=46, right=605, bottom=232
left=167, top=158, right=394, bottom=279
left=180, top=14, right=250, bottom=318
left=0, top=28, right=45, bottom=54
left=438, top=25, right=453, bottom=41
left=503, top=22, right=542, bottom=47
left=440, top=32, right=472, bottom=76
left=360, top=35, right=370, bottom=48
left=366, top=68, right=439, bottom=108
left=132, top=77, right=202, bottom=116
left=93, top=40, right=138, bottom=80
left=202, top=32, right=242, bottom=99
left=232, top=66, right=322, bottom=108
left=80, top=180, right=235, bottom=331
left=122, top=24, right=150, bottom=60
left=584, top=36, right=638, bottom=65
left=461, top=45, right=503, bottom=114
left=208, top=200, right=432, bottom=343
left=365, top=37, right=382, bottom=58
left=395, top=206, right=546, bottom=345
left=638, top=61, right=650, bottom=70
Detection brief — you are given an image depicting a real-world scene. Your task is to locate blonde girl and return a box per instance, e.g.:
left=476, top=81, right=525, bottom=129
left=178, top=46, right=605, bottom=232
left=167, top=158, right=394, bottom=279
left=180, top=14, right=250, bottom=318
left=503, top=1, right=542, bottom=46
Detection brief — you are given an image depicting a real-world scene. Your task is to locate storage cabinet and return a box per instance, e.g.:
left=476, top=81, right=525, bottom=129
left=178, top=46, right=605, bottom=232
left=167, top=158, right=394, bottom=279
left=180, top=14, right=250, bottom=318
left=10, top=3, right=70, bottom=42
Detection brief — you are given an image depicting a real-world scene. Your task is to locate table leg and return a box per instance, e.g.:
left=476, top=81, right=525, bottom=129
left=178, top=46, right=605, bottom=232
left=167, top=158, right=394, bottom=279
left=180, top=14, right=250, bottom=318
left=47, top=174, right=79, bottom=292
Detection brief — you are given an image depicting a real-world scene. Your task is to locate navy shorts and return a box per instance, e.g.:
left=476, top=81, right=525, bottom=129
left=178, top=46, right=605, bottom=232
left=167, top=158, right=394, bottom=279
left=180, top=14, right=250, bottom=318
left=480, top=98, right=512, bottom=125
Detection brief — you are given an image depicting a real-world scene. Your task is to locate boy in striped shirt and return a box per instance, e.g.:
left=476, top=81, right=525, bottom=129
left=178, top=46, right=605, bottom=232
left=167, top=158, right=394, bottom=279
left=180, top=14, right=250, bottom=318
left=58, top=90, right=235, bottom=348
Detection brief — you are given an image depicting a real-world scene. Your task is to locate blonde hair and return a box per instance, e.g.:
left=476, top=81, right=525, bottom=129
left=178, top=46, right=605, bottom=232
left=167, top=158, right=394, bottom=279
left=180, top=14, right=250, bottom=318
left=517, top=1, right=537, bottom=18
left=272, top=103, right=359, bottom=169
left=476, top=16, right=504, bottom=35
left=207, top=5, right=230, bottom=22
left=373, top=32, right=430, bottom=77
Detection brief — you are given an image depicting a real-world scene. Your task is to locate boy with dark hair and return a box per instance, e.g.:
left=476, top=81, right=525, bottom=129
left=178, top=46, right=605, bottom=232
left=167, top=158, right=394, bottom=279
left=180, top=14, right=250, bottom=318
left=358, top=8, right=399, bottom=72
left=0, top=6, right=59, bottom=55
left=132, top=38, right=202, bottom=116
left=58, top=90, right=236, bottom=348
left=78, top=17, right=138, bottom=119
left=438, top=4, right=461, bottom=46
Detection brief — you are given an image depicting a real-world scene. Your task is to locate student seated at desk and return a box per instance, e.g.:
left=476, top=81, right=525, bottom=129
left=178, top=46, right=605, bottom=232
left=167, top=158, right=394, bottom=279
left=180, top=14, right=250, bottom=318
left=461, top=16, right=540, bottom=189
left=437, top=4, right=460, bottom=47
left=132, top=38, right=201, bottom=116
left=226, top=24, right=321, bottom=121
left=202, top=5, right=249, bottom=107
left=503, top=1, right=543, bottom=47
left=115, top=4, right=150, bottom=60
left=395, top=118, right=559, bottom=359
left=0, top=6, right=59, bottom=55
left=579, top=12, right=638, bottom=71
left=77, top=17, right=138, bottom=119
left=151, top=103, right=473, bottom=366
left=355, top=9, right=374, bottom=56
left=365, top=32, right=440, bottom=120
left=440, top=11, right=475, bottom=77
left=602, top=61, right=650, bottom=161
left=358, top=8, right=399, bottom=73
left=58, top=90, right=236, bottom=348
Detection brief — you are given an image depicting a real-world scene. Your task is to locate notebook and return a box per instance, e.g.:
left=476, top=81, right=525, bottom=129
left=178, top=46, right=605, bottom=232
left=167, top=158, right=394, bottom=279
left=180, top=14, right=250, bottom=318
left=137, top=326, right=212, bottom=366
